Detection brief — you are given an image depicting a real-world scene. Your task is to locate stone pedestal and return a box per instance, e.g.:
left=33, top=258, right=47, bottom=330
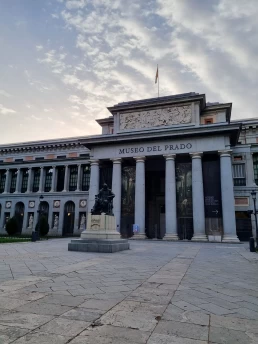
left=68, top=214, right=129, bottom=253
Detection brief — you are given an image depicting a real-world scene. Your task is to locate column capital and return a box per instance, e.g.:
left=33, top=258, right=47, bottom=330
left=40, top=166, right=44, bottom=170
left=89, top=159, right=99, bottom=166
left=77, top=163, right=82, bottom=167
left=111, top=158, right=122, bottom=164
left=218, top=150, right=232, bottom=157
left=190, top=152, right=203, bottom=159
left=134, top=156, right=146, bottom=163
left=52, top=165, right=56, bottom=169
left=163, top=154, right=176, bottom=161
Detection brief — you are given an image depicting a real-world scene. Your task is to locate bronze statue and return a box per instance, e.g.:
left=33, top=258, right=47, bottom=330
left=91, top=183, right=115, bottom=215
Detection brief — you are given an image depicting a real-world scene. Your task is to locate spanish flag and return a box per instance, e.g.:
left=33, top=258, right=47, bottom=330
left=155, top=65, right=159, bottom=84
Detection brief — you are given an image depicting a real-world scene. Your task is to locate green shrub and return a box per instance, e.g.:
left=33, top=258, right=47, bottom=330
left=5, top=217, right=19, bottom=236
left=35, top=216, right=49, bottom=237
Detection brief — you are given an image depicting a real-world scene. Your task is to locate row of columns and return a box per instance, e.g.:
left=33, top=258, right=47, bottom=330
left=88, top=150, right=239, bottom=242
left=1, top=164, right=85, bottom=194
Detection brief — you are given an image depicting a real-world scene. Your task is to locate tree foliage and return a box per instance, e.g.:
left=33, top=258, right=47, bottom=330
left=6, top=217, right=19, bottom=236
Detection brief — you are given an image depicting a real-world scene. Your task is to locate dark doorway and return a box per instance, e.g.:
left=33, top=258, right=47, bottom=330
left=176, top=158, right=193, bottom=240
left=145, top=158, right=165, bottom=239
left=236, top=211, right=252, bottom=241
left=15, top=202, right=25, bottom=233
left=39, top=201, right=49, bottom=221
left=63, top=201, right=75, bottom=236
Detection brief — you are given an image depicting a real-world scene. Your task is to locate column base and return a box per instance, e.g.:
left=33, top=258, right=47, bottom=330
left=222, top=234, right=240, bottom=243
left=163, top=233, right=179, bottom=241
left=131, top=233, right=146, bottom=240
left=192, top=234, right=208, bottom=242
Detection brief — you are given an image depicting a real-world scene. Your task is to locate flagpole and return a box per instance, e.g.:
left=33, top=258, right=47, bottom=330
left=158, top=65, right=159, bottom=98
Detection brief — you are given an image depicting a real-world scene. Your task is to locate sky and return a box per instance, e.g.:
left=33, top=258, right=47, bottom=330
left=0, top=0, right=258, bottom=144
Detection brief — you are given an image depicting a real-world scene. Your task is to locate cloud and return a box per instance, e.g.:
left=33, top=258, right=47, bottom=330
left=66, top=0, right=87, bottom=10
left=0, top=90, right=11, bottom=97
left=0, top=104, right=16, bottom=115
left=36, top=45, right=44, bottom=51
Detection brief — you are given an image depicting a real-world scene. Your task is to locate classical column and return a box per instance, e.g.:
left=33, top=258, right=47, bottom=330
left=50, top=166, right=56, bottom=192
left=219, top=150, right=240, bottom=242
left=111, top=158, right=122, bottom=232
left=163, top=154, right=178, bottom=240
left=3, top=169, right=10, bottom=194
left=190, top=152, right=207, bottom=241
left=63, top=165, right=69, bottom=192
left=76, top=164, right=82, bottom=192
left=134, top=156, right=146, bottom=238
left=14, top=168, right=21, bottom=193
left=26, top=168, right=33, bottom=193
left=88, top=160, right=100, bottom=212
left=38, top=167, right=44, bottom=193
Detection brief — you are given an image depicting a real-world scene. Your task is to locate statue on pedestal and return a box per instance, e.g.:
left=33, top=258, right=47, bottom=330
left=80, top=214, right=86, bottom=230
left=91, top=183, right=115, bottom=215
left=53, top=214, right=59, bottom=229
left=28, top=214, right=34, bottom=229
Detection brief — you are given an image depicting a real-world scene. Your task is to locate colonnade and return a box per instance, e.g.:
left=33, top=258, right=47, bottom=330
left=88, top=150, right=239, bottom=242
left=1, top=164, right=86, bottom=194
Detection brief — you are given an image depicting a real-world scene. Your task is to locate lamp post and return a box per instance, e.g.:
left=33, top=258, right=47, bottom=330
left=251, top=190, right=258, bottom=249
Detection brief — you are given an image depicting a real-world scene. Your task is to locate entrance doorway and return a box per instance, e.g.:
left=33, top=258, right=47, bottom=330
left=15, top=202, right=24, bottom=233
left=176, top=159, right=193, bottom=240
left=63, top=201, right=75, bottom=236
left=39, top=201, right=49, bottom=222
left=145, top=158, right=165, bottom=239
left=236, top=211, right=252, bottom=241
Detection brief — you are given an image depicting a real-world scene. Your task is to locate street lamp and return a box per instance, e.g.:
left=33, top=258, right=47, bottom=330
left=251, top=190, right=258, bottom=249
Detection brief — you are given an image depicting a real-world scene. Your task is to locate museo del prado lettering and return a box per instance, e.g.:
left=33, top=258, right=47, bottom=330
left=118, top=143, right=192, bottom=155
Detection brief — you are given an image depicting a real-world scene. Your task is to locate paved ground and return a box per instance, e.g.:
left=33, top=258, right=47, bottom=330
left=0, top=239, right=258, bottom=344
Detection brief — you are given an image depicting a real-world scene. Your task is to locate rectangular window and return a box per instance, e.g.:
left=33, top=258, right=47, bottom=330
left=253, top=154, right=258, bottom=185
left=44, top=168, right=53, bottom=192
left=33, top=168, right=40, bottom=192
left=232, top=164, right=246, bottom=186
left=69, top=166, right=78, bottom=191
left=56, top=166, right=65, bottom=192
left=82, top=165, right=90, bottom=191
left=0, top=171, right=6, bottom=193
left=21, top=169, right=29, bottom=193
left=10, top=170, right=17, bottom=193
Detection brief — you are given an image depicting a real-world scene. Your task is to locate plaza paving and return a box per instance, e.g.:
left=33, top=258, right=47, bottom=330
left=0, top=239, right=258, bottom=343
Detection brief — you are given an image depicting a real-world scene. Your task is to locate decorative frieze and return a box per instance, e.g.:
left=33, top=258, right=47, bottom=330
left=119, top=104, right=192, bottom=130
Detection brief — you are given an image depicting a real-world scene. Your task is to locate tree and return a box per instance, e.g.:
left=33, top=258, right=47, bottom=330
left=6, top=217, right=19, bottom=236
left=35, top=215, right=49, bottom=237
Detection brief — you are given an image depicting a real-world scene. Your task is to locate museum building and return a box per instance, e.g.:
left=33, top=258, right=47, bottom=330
left=0, top=92, right=258, bottom=242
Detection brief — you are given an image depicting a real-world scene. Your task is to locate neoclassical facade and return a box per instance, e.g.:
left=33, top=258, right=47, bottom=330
left=0, top=92, right=258, bottom=241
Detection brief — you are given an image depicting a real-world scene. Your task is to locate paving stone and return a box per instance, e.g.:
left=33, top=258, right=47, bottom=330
left=172, top=300, right=202, bottom=312
left=37, top=318, right=90, bottom=336
left=0, top=296, right=31, bottom=310
left=79, top=298, right=120, bottom=311
left=210, top=314, right=258, bottom=333
left=147, top=333, right=208, bottom=344
left=40, top=294, right=85, bottom=307
left=11, top=331, right=70, bottom=344
left=15, top=300, right=72, bottom=316
left=80, top=324, right=150, bottom=343
left=69, top=335, right=136, bottom=344
left=0, top=311, right=53, bottom=329
left=198, top=303, right=236, bottom=316
left=0, top=324, right=29, bottom=344
left=61, top=308, right=104, bottom=322
left=162, top=305, right=209, bottom=326
left=154, top=320, right=208, bottom=341
left=209, top=326, right=254, bottom=344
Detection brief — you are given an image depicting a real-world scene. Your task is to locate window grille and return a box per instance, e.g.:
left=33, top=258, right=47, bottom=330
left=10, top=170, right=17, bottom=193
left=232, top=164, right=246, bottom=186
left=82, top=165, right=90, bottom=191
left=44, top=168, right=53, bottom=192
left=69, top=166, right=78, bottom=191
left=0, top=171, right=6, bottom=193
left=21, top=170, right=29, bottom=193
left=33, top=168, right=40, bottom=192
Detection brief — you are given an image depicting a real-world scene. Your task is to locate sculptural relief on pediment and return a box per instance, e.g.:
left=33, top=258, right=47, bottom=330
left=119, top=104, right=192, bottom=131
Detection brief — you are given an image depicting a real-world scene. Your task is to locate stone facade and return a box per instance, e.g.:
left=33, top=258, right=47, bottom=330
left=0, top=92, right=258, bottom=241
